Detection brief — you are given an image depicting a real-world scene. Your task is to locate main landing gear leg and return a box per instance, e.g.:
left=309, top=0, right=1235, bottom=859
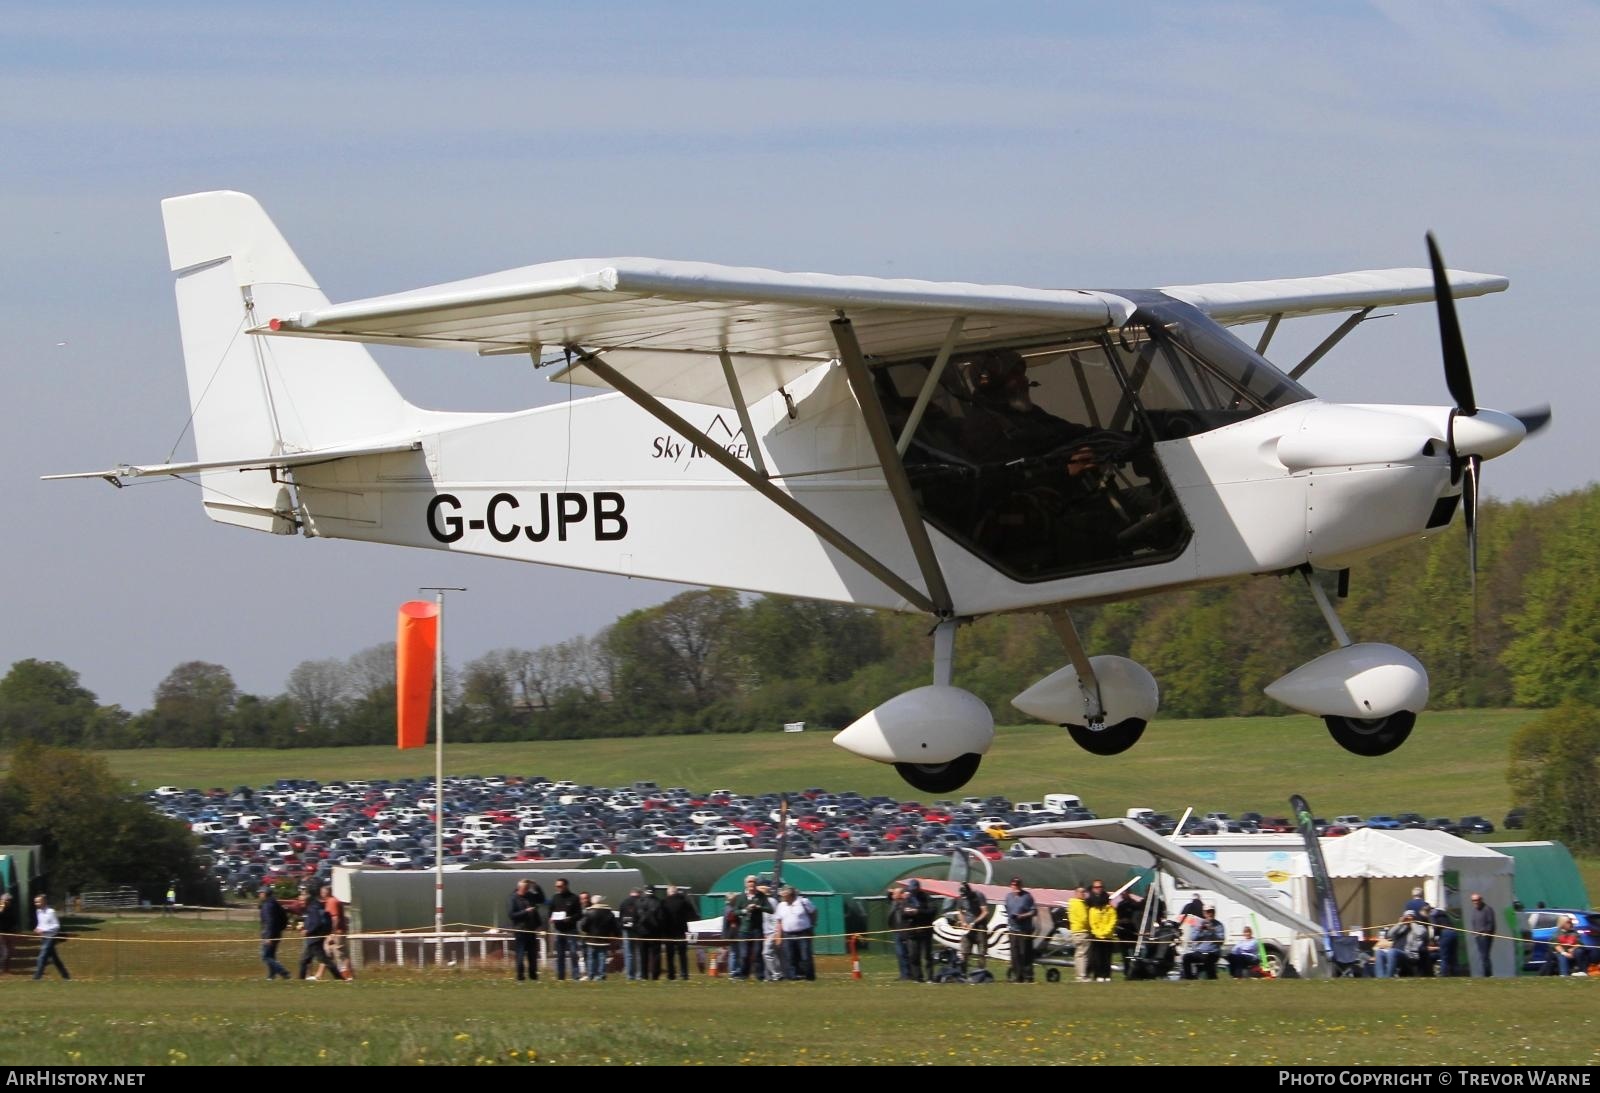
left=1301, top=570, right=1416, bottom=757
left=1048, top=610, right=1146, bottom=756
left=892, top=620, right=987, bottom=794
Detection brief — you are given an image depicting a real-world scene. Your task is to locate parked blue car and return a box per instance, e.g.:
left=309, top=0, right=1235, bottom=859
left=1519, top=909, right=1600, bottom=974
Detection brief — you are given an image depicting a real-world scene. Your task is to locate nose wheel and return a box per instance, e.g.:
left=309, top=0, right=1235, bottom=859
left=1324, top=711, right=1416, bottom=757
left=1065, top=718, right=1148, bottom=756
left=894, top=752, right=983, bottom=793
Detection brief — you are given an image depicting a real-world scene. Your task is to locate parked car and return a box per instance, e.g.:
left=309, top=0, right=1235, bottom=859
left=1458, top=816, right=1496, bottom=835
left=1518, top=909, right=1600, bottom=974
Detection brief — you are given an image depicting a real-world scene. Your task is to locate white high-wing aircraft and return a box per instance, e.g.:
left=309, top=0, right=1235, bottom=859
left=51, top=192, right=1547, bottom=792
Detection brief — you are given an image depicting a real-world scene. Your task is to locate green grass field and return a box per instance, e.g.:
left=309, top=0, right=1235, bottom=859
left=83, top=706, right=1600, bottom=901
left=2, top=709, right=1594, bottom=1067
left=2, top=972, right=1597, bottom=1067
left=84, top=708, right=1534, bottom=821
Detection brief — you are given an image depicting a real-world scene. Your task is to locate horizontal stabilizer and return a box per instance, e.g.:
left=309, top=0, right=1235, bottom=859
left=43, top=439, right=422, bottom=486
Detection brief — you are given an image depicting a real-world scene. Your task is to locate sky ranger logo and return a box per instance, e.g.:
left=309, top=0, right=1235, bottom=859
left=651, top=414, right=752, bottom=469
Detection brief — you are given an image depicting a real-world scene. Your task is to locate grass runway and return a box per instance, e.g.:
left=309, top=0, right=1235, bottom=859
left=2, top=968, right=1597, bottom=1067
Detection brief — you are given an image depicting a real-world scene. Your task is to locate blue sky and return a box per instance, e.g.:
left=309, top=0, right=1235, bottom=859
left=4, top=1, right=1596, bottom=709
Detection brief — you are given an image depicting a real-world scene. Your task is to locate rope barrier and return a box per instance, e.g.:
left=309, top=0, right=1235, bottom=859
left=0, top=918, right=1539, bottom=948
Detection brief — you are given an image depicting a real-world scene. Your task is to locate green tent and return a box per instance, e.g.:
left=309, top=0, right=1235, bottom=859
left=0, top=845, right=43, bottom=909
left=703, top=856, right=947, bottom=955
left=345, top=867, right=647, bottom=934
left=1489, top=842, right=1589, bottom=910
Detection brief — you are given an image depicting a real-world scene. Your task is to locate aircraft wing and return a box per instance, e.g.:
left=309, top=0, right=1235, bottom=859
left=914, top=877, right=1083, bottom=907
left=261, top=257, right=1137, bottom=408
left=260, top=255, right=1506, bottom=408
left=1159, top=267, right=1507, bottom=326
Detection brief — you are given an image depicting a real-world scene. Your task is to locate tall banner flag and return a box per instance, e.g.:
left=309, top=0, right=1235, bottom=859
left=396, top=600, right=440, bottom=749
left=1290, top=793, right=1343, bottom=957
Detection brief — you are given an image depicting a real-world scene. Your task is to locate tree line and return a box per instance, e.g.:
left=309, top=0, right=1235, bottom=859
left=4, top=485, right=1598, bottom=751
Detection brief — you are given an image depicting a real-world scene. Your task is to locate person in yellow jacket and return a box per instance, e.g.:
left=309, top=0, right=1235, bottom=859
left=1066, top=886, right=1091, bottom=982
left=1085, top=880, right=1119, bottom=982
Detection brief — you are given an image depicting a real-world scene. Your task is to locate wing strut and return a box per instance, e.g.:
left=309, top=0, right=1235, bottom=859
left=1287, top=308, right=1376, bottom=380
left=570, top=346, right=938, bottom=614
left=1254, top=314, right=1282, bottom=356
left=832, top=318, right=954, bottom=617
left=717, top=349, right=768, bottom=477
left=1046, top=608, right=1105, bottom=725
left=896, top=317, right=964, bottom=456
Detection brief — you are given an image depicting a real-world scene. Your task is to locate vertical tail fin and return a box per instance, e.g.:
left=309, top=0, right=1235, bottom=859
left=161, top=191, right=413, bottom=532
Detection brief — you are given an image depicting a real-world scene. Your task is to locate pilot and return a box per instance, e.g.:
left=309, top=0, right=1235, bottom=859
left=957, top=349, right=1127, bottom=570
left=960, top=349, right=1100, bottom=472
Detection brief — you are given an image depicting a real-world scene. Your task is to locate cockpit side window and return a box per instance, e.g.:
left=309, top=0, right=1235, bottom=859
left=876, top=340, right=1189, bottom=583
left=873, top=303, right=1303, bottom=582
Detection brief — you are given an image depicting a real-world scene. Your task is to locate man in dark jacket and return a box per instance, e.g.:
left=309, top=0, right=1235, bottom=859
left=578, top=895, right=621, bottom=981
left=1468, top=893, right=1498, bottom=977
left=617, top=887, right=644, bottom=980
left=258, top=888, right=291, bottom=980
left=660, top=885, right=695, bottom=980
left=1004, top=877, right=1038, bottom=982
left=634, top=887, right=666, bottom=981
left=956, top=883, right=992, bottom=973
left=297, top=886, right=344, bottom=980
left=732, top=876, right=771, bottom=980
left=1429, top=905, right=1458, bottom=977
left=888, top=888, right=917, bottom=980
left=508, top=878, right=545, bottom=981
left=903, top=879, right=936, bottom=981
left=547, top=877, right=583, bottom=981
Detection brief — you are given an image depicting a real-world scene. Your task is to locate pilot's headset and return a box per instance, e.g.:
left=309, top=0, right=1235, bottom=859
left=965, top=350, right=1028, bottom=406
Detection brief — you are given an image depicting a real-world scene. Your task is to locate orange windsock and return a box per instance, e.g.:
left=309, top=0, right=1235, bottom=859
left=396, top=600, right=440, bottom=750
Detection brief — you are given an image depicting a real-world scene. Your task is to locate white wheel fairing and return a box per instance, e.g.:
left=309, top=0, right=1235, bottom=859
left=1263, top=643, right=1429, bottom=720
left=1012, top=655, right=1160, bottom=726
left=833, top=685, right=995, bottom=765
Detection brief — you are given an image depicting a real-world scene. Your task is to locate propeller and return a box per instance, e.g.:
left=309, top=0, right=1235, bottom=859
left=1426, top=233, right=1550, bottom=604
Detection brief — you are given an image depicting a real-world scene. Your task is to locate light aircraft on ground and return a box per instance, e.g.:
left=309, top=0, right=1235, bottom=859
left=51, top=192, right=1547, bottom=792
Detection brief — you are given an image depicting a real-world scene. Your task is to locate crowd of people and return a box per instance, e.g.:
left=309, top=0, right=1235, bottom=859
left=257, top=883, right=354, bottom=980
left=502, top=874, right=817, bottom=982
left=886, top=878, right=1516, bottom=983
left=9, top=872, right=1533, bottom=984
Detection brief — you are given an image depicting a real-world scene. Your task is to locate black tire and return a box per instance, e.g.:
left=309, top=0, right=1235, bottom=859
left=894, top=752, right=982, bottom=793
left=1045, top=967, right=1061, bottom=983
left=1064, top=718, right=1147, bottom=756
left=1325, top=711, right=1416, bottom=757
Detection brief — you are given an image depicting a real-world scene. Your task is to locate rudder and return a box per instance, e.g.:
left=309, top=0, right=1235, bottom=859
left=161, top=191, right=413, bottom=532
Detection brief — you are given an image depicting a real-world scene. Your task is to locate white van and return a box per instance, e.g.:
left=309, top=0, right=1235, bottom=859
left=1043, top=793, right=1083, bottom=814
